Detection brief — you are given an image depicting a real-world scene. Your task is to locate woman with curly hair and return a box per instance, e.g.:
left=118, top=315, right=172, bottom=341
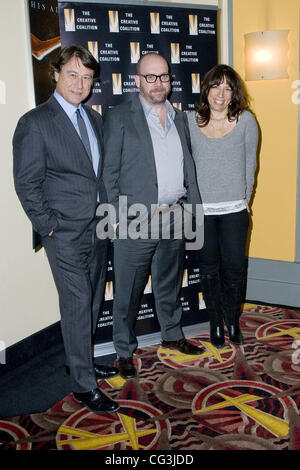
left=187, top=64, right=258, bottom=348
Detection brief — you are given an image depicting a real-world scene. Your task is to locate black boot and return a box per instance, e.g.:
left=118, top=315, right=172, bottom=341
left=200, top=274, right=225, bottom=349
left=222, top=279, right=244, bottom=345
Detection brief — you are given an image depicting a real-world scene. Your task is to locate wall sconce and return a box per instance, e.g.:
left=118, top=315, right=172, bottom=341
left=244, top=30, right=289, bottom=80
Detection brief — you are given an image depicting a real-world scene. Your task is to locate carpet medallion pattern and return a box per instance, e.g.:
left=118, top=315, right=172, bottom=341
left=1, top=304, right=300, bottom=451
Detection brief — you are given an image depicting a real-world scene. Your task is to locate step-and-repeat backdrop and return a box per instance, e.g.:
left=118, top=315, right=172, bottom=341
left=27, top=0, right=218, bottom=343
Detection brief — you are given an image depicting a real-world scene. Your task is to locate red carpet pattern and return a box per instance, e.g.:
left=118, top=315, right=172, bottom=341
left=1, top=304, right=300, bottom=450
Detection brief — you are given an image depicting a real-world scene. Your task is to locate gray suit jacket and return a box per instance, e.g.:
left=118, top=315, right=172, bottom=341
left=13, top=95, right=107, bottom=246
left=103, top=94, right=201, bottom=223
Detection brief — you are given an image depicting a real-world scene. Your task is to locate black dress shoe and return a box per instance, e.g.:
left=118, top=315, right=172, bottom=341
left=117, top=357, right=137, bottom=379
left=94, top=364, right=119, bottom=380
left=161, top=338, right=203, bottom=355
left=73, top=388, right=120, bottom=414
left=65, top=365, right=119, bottom=379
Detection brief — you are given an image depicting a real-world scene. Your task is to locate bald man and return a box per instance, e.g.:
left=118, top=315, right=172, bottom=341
left=103, top=53, right=203, bottom=379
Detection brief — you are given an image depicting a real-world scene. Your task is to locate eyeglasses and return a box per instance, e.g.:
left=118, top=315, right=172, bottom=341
left=137, top=73, right=172, bottom=83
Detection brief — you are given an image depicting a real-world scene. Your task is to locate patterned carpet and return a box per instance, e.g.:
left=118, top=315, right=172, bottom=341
left=1, top=304, right=300, bottom=451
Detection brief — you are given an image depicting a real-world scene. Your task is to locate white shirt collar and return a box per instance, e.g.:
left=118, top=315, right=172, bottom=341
left=54, top=90, right=83, bottom=120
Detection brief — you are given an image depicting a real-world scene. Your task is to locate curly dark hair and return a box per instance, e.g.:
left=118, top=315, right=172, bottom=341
left=195, top=64, right=250, bottom=127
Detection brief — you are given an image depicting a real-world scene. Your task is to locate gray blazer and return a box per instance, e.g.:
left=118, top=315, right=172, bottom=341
left=13, top=95, right=107, bottom=246
left=102, top=94, right=201, bottom=222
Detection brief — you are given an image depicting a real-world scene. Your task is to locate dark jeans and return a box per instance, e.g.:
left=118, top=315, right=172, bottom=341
left=198, top=209, right=249, bottom=282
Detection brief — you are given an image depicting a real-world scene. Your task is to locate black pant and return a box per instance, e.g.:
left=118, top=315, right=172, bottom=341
left=198, top=209, right=249, bottom=281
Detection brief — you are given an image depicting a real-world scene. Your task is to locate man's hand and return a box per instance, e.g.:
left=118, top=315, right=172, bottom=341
left=49, top=230, right=53, bottom=237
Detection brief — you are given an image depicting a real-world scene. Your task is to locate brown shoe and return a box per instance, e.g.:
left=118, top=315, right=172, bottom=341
left=161, top=338, right=203, bottom=355
left=117, top=357, right=137, bottom=379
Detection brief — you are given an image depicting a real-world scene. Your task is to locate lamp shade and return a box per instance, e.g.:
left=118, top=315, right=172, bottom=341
left=244, top=30, right=289, bottom=80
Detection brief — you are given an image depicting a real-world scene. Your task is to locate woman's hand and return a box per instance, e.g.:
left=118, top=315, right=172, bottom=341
left=245, top=201, right=251, bottom=214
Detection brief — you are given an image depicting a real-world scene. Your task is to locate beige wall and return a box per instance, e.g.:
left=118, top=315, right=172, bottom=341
left=1, top=1, right=59, bottom=349
left=0, top=0, right=221, bottom=349
left=233, top=0, right=300, bottom=261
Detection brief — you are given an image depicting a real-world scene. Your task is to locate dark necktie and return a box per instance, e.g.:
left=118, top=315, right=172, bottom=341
left=76, top=108, right=92, bottom=161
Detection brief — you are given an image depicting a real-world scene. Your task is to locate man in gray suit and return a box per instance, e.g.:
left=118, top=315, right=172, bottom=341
left=103, top=53, right=203, bottom=379
left=13, top=45, right=119, bottom=414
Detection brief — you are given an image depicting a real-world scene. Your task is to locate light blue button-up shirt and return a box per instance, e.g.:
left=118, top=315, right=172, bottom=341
left=140, top=96, right=186, bottom=205
left=54, top=90, right=100, bottom=176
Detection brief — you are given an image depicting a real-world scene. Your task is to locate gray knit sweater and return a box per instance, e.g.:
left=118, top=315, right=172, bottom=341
left=187, top=110, right=258, bottom=203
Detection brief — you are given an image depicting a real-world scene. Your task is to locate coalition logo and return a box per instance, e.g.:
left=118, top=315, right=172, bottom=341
left=182, top=269, right=188, bottom=288
left=171, top=43, right=180, bottom=64
left=189, top=14, right=198, bottom=35
left=92, top=105, right=102, bottom=115
left=144, top=275, right=152, bottom=294
left=112, top=73, right=122, bottom=95
left=64, top=8, right=75, bottom=32
left=172, top=103, right=182, bottom=111
left=88, top=41, right=98, bottom=61
left=192, top=73, right=200, bottom=94
left=109, top=10, right=119, bottom=32
left=105, top=281, right=114, bottom=301
left=198, top=292, right=206, bottom=310
left=150, top=12, right=160, bottom=34
left=130, top=42, right=140, bottom=64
